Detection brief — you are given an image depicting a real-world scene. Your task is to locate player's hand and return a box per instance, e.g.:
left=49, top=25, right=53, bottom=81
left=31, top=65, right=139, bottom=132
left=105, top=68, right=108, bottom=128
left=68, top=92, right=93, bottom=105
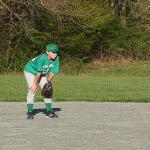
left=30, top=83, right=38, bottom=93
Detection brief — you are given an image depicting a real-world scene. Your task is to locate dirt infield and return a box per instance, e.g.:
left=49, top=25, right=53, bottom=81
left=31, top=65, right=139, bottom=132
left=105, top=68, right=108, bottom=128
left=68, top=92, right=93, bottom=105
left=0, top=102, right=150, bottom=150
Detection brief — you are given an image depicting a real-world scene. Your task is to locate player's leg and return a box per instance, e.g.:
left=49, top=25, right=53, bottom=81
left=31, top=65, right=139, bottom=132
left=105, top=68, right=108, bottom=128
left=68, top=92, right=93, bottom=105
left=39, top=77, right=52, bottom=111
left=24, top=71, right=36, bottom=119
left=39, top=77, right=58, bottom=118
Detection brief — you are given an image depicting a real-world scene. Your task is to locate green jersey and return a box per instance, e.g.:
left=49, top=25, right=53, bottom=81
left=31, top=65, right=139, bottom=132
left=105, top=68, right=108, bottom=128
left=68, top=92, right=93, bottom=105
left=24, top=54, right=59, bottom=75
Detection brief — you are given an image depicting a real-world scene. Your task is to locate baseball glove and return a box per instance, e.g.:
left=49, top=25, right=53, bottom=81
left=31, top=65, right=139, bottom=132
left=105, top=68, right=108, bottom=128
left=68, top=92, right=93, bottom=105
left=41, top=81, right=53, bottom=98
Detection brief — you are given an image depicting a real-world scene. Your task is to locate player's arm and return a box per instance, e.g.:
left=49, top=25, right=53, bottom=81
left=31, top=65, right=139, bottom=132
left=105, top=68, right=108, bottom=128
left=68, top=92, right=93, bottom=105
left=41, top=72, right=54, bottom=99
left=30, top=72, right=42, bottom=93
left=48, top=56, right=59, bottom=81
left=30, top=55, right=44, bottom=92
left=48, top=72, right=55, bottom=81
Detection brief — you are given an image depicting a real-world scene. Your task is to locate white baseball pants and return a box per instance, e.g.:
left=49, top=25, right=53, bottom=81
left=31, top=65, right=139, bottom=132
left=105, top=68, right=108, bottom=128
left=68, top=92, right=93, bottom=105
left=24, top=71, right=51, bottom=104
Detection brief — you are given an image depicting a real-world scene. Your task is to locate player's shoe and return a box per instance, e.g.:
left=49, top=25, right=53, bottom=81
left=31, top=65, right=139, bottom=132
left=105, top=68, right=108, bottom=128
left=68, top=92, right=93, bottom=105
left=46, top=110, right=58, bottom=118
left=27, top=111, right=34, bottom=119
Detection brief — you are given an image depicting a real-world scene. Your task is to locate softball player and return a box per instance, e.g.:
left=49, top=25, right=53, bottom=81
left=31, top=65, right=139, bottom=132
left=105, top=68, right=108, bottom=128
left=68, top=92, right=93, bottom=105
left=24, top=43, right=59, bottom=119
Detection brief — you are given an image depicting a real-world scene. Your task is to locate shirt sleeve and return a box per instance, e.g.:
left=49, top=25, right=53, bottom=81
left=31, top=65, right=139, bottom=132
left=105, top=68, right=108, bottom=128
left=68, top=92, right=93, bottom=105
left=50, top=56, right=60, bottom=73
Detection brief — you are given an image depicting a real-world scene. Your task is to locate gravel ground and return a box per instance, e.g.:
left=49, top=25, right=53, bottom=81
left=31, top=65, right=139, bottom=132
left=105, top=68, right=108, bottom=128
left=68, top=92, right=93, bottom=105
left=0, top=102, right=150, bottom=150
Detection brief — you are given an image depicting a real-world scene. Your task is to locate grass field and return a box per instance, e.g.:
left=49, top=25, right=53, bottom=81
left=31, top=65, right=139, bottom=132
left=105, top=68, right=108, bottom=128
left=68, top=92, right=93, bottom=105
left=1, top=63, right=150, bottom=102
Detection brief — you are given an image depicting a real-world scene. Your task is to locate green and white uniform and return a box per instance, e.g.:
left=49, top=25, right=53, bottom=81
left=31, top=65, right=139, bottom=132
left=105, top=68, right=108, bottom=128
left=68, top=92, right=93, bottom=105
left=24, top=54, right=59, bottom=112
left=24, top=54, right=59, bottom=75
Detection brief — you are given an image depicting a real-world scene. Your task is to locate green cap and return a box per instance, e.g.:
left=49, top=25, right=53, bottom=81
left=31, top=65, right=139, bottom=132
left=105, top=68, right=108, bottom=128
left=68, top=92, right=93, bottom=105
left=46, top=43, right=59, bottom=53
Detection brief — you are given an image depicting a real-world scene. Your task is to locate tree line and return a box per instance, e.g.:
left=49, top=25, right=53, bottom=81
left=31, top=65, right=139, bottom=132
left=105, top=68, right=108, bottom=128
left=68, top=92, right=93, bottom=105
left=0, top=0, right=150, bottom=72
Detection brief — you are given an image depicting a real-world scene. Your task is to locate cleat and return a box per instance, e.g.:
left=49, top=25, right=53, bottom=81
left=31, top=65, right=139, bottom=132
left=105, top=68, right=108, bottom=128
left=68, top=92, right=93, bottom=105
left=46, top=110, right=58, bottom=118
left=27, top=111, right=34, bottom=119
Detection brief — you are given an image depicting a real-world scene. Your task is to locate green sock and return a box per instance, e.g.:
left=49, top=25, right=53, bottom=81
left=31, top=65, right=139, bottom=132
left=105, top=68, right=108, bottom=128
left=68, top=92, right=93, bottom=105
left=27, top=104, right=33, bottom=112
left=45, top=103, right=52, bottom=112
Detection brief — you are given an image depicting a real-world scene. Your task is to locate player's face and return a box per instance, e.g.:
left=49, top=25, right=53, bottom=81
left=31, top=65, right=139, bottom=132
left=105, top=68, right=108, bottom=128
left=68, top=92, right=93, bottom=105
left=49, top=51, right=57, bottom=60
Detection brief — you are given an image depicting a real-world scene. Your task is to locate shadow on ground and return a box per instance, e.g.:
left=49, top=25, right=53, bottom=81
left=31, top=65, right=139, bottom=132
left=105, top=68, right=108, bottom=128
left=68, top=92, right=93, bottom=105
left=32, top=108, right=61, bottom=116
